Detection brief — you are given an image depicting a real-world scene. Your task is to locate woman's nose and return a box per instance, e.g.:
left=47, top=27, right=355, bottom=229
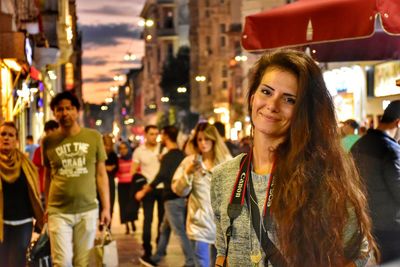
left=266, top=96, right=280, bottom=112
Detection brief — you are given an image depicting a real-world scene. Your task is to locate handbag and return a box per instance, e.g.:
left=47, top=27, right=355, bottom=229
left=91, top=228, right=119, bottom=267
left=26, top=224, right=52, bottom=267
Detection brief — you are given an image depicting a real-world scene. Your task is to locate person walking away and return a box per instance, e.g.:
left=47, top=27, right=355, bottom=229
left=116, top=141, right=136, bottom=234
left=102, top=135, right=118, bottom=227
left=130, top=125, right=163, bottom=260
left=25, top=135, right=39, bottom=160
left=211, top=49, right=378, bottom=267
left=351, top=100, right=400, bottom=263
left=172, top=123, right=231, bottom=267
left=42, top=91, right=110, bottom=267
left=0, top=121, right=44, bottom=267
left=136, top=125, right=195, bottom=267
left=32, top=120, right=59, bottom=204
left=341, top=119, right=361, bottom=152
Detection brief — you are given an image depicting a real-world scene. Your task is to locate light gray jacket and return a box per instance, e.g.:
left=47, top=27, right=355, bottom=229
left=172, top=154, right=216, bottom=244
left=211, top=154, right=370, bottom=267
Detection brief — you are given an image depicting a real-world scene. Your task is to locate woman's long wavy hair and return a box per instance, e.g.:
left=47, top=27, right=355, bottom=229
left=247, top=49, right=378, bottom=266
left=189, top=122, right=232, bottom=165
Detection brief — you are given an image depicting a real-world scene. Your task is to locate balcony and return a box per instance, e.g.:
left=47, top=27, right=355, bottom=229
left=157, top=28, right=176, bottom=37
left=157, top=0, right=174, bottom=4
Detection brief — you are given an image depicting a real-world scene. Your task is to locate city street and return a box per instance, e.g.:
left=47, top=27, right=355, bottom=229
left=107, top=200, right=184, bottom=267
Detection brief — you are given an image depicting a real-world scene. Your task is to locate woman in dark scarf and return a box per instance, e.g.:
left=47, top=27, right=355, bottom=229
left=0, top=121, right=44, bottom=267
left=116, top=141, right=136, bottom=234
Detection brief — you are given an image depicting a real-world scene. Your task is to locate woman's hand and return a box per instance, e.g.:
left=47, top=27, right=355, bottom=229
left=185, top=157, right=202, bottom=176
left=215, top=256, right=227, bottom=267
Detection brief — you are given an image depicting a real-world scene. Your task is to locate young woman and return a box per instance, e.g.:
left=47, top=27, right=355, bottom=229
left=116, top=141, right=136, bottom=234
left=211, top=49, right=378, bottom=267
left=172, top=123, right=231, bottom=267
left=0, top=122, right=44, bottom=267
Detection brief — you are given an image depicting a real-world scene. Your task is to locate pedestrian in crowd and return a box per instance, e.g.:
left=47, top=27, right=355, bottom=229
left=32, top=120, right=59, bottom=202
left=0, top=121, right=44, bottom=267
left=351, top=100, right=400, bottom=264
left=211, top=49, right=378, bottom=267
left=130, top=125, right=163, bottom=260
left=42, top=91, right=110, bottom=266
left=136, top=125, right=195, bottom=267
left=341, top=119, right=361, bottom=152
left=213, top=121, right=241, bottom=157
left=102, top=134, right=118, bottom=227
left=25, top=134, right=38, bottom=160
left=172, top=122, right=231, bottom=267
left=116, top=141, right=136, bottom=234
left=239, top=136, right=251, bottom=154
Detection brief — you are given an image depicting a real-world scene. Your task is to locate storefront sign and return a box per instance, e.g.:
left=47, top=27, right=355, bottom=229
left=374, top=61, right=400, bottom=97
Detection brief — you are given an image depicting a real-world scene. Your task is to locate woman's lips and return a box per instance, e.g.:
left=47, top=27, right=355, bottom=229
left=260, top=112, right=280, bottom=122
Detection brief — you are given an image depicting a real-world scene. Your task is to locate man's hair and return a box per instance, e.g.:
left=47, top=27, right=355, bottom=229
left=26, top=135, right=33, bottom=141
left=343, top=119, right=359, bottom=130
left=213, top=121, right=226, bottom=137
left=50, top=91, right=81, bottom=111
left=381, top=100, right=400, bottom=123
left=162, top=125, right=179, bottom=142
left=44, top=120, right=59, bottom=131
left=145, top=125, right=158, bottom=133
left=0, top=121, right=18, bottom=138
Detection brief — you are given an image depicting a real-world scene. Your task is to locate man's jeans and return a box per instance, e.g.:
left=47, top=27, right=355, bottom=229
left=152, top=198, right=195, bottom=266
left=142, top=188, right=164, bottom=256
left=48, top=208, right=98, bottom=267
left=190, top=240, right=214, bottom=267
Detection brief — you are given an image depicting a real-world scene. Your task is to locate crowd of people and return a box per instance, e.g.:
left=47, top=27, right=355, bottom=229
left=0, top=49, right=399, bottom=267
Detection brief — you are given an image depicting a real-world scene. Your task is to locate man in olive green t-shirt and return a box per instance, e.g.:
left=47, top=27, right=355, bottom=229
left=43, top=91, right=110, bottom=267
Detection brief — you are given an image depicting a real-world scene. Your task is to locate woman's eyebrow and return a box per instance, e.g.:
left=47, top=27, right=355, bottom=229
left=260, top=84, right=297, bottom=97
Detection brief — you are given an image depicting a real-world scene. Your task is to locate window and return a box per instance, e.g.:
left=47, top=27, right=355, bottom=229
left=222, top=66, right=228, bottom=78
left=220, top=24, right=226, bottom=33
left=220, top=36, right=226, bottom=47
left=222, top=80, right=228, bottom=89
left=206, top=36, right=211, bottom=45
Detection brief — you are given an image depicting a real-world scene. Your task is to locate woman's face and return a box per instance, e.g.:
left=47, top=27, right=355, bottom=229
left=0, top=125, right=18, bottom=154
left=103, top=138, right=114, bottom=153
left=196, top=131, right=213, bottom=154
left=250, top=67, right=298, bottom=141
left=119, top=143, right=129, bottom=157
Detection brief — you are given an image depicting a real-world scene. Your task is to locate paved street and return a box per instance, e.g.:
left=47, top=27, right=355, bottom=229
left=108, top=199, right=185, bottom=266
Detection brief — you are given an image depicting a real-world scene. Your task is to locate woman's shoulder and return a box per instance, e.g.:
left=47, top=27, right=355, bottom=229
left=213, top=153, right=246, bottom=176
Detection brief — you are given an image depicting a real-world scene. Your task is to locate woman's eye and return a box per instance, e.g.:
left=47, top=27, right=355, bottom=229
left=284, top=96, right=296, bottom=105
left=261, top=87, right=272, bottom=96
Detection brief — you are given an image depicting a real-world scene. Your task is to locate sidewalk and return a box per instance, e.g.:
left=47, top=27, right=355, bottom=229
left=110, top=202, right=185, bottom=266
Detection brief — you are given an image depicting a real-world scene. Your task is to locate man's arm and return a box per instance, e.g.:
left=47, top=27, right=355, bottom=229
left=43, top=167, right=51, bottom=210
left=130, top=161, right=140, bottom=177
left=96, top=161, right=111, bottom=226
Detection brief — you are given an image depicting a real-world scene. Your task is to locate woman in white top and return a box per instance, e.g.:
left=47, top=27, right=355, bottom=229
left=172, top=122, right=231, bottom=267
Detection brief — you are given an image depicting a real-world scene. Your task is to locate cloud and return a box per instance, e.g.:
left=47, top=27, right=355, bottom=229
left=83, top=77, right=114, bottom=83
left=80, top=5, right=142, bottom=16
left=82, top=57, right=108, bottom=66
left=80, top=23, right=141, bottom=46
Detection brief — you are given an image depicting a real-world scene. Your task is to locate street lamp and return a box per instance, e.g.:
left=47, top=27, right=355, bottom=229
left=234, top=55, right=248, bottom=62
left=109, top=86, right=118, bottom=93
left=161, top=97, right=170, bottom=103
left=138, top=19, right=154, bottom=28
left=195, top=75, right=206, bottom=82
left=124, top=53, right=137, bottom=61
left=177, top=87, right=187, bottom=93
